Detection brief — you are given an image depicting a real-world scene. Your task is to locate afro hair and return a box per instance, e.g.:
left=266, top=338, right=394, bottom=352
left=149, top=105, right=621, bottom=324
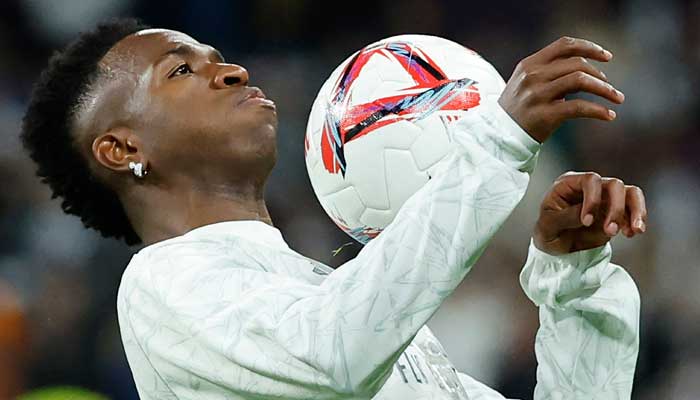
left=21, top=17, right=150, bottom=245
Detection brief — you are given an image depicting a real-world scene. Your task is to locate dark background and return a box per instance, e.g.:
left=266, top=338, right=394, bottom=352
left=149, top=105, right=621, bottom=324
left=0, top=0, right=698, bottom=398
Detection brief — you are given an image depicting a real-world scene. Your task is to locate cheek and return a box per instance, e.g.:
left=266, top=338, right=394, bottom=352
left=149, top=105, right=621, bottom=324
left=143, top=88, right=277, bottom=165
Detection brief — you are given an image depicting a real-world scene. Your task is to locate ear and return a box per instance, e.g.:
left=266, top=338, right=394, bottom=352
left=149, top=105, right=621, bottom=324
left=91, top=127, right=147, bottom=174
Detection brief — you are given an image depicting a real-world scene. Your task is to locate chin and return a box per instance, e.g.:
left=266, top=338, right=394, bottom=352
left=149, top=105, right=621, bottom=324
left=237, top=127, right=277, bottom=167
left=223, top=112, right=277, bottom=157
left=237, top=110, right=278, bottom=136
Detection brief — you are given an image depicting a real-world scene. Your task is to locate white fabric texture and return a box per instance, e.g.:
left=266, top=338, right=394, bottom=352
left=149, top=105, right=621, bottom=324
left=117, top=100, right=638, bottom=399
left=520, top=241, right=640, bottom=400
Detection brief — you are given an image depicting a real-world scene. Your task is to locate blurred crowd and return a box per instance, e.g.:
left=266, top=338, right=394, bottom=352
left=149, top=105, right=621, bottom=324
left=0, top=0, right=698, bottom=398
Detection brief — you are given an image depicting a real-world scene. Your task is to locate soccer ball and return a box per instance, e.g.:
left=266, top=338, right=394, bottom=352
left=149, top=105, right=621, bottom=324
left=304, top=34, right=506, bottom=244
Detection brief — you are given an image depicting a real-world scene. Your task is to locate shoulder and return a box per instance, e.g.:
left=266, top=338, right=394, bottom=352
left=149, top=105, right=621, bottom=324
left=126, top=234, right=263, bottom=280
left=118, top=235, right=283, bottom=310
left=117, top=237, right=230, bottom=305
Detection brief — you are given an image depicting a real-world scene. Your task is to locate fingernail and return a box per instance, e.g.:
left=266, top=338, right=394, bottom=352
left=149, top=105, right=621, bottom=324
left=608, top=110, right=616, bottom=119
left=637, top=219, right=646, bottom=232
left=603, top=49, right=613, bottom=59
left=616, top=90, right=625, bottom=101
left=583, top=214, right=594, bottom=226
left=601, top=70, right=607, bottom=80
left=609, top=222, right=619, bottom=236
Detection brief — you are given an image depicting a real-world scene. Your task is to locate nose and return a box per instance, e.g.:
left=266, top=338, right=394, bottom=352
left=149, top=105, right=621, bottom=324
left=212, top=64, right=249, bottom=89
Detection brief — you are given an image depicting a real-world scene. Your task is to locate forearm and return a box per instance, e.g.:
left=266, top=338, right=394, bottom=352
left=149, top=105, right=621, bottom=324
left=521, top=241, right=640, bottom=400
left=309, top=99, right=539, bottom=393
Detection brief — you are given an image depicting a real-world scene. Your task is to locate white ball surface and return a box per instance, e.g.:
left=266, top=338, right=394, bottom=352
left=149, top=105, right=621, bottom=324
left=305, top=34, right=505, bottom=243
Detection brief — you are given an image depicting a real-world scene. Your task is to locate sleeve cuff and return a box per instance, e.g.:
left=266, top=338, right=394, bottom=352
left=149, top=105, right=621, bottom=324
left=476, top=98, right=542, bottom=173
left=484, top=99, right=541, bottom=154
left=520, top=239, right=613, bottom=308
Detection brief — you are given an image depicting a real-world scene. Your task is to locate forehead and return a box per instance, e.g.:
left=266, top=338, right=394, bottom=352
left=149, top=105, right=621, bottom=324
left=102, top=28, right=200, bottom=70
left=77, top=29, right=202, bottom=135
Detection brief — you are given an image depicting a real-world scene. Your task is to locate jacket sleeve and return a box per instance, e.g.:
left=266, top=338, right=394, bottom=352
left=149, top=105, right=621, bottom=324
left=121, top=100, right=541, bottom=399
left=520, top=240, right=641, bottom=400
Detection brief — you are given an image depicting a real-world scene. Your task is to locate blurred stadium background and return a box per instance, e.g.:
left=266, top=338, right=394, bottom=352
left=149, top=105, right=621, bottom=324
left=0, top=0, right=699, bottom=398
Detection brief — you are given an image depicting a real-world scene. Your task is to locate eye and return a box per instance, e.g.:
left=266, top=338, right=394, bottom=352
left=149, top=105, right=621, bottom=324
left=169, top=63, right=192, bottom=78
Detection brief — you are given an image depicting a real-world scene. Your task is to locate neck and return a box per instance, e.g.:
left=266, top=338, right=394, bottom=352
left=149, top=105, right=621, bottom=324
left=123, top=181, right=272, bottom=246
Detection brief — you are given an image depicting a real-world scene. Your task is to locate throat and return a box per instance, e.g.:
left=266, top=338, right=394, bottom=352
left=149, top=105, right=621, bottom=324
left=125, top=185, right=273, bottom=246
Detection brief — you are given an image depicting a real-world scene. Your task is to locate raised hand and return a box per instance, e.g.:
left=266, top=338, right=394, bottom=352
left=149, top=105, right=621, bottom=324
left=499, top=36, right=624, bottom=143
left=534, top=172, right=647, bottom=255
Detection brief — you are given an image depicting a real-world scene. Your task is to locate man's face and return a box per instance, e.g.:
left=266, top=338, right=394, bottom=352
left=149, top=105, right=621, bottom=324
left=98, top=29, right=278, bottom=186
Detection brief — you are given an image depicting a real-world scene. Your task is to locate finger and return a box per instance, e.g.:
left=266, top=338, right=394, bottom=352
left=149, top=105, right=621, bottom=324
left=555, top=172, right=603, bottom=226
left=542, top=56, right=609, bottom=82
left=621, top=224, right=635, bottom=238
left=578, top=172, right=603, bottom=226
left=545, top=71, right=625, bottom=104
left=571, top=227, right=614, bottom=252
left=625, top=185, right=648, bottom=234
left=538, top=204, right=584, bottom=241
left=551, top=99, right=617, bottom=122
left=602, top=178, right=626, bottom=236
left=616, top=211, right=635, bottom=237
left=532, top=36, right=613, bottom=64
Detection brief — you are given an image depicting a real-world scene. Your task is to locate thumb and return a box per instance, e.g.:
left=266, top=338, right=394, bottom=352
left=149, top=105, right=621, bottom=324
left=538, top=204, right=585, bottom=241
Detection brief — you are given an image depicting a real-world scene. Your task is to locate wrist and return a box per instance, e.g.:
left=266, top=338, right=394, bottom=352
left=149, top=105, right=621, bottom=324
left=485, top=97, right=541, bottom=152
left=529, top=237, right=611, bottom=266
left=497, top=97, right=545, bottom=143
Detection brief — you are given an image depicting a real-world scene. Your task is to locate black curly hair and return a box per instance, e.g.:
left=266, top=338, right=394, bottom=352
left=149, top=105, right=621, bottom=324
left=21, top=18, right=150, bottom=246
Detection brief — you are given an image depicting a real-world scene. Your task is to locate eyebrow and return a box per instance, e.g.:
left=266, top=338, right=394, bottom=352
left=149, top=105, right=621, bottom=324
left=154, top=44, right=226, bottom=67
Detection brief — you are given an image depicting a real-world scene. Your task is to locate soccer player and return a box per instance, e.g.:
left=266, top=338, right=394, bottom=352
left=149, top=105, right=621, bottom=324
left=21, top=18, right=646, bottom=399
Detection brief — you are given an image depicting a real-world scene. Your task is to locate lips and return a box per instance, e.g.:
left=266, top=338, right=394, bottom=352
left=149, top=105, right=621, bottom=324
left=238, top=87, right=275, bottom=108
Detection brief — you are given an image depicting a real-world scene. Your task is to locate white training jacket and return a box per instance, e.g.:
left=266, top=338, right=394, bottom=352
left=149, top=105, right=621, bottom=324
left=117, top=100, right=640, bottom=399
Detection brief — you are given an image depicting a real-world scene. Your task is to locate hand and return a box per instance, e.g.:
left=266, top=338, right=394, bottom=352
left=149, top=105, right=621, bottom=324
left=498, top=36, right=625, bottom=143
left=533, top=172, right=648, bottom=255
